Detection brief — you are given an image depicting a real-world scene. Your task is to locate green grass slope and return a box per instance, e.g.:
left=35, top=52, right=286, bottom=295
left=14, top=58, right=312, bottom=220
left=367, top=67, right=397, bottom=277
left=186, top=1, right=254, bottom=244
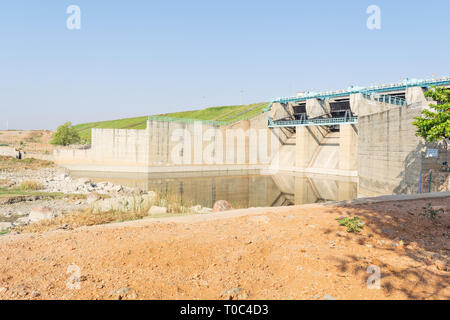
left=74, top=102, right=268, bottom=143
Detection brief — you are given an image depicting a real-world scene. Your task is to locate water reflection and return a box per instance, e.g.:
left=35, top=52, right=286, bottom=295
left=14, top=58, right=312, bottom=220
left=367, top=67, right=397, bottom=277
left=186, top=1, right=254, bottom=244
left=70, top=171, right=357, bottom=208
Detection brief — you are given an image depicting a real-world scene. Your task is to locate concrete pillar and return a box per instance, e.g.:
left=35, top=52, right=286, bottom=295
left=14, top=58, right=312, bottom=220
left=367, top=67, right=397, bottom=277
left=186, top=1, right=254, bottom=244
left=339, top=124, right=358, bottom=171
left=295, top=127, right=320, bottom=168
left=225, top=120, right=249, bottom=165
left=349, top=93, right=363, bottom=116
left=270, top=102, right=294, bottom=121
left=306, top=98, right=331, bottom=119
left=337, top=180, right=357, bottom=201
left=406, top=87, right=427, bottom=106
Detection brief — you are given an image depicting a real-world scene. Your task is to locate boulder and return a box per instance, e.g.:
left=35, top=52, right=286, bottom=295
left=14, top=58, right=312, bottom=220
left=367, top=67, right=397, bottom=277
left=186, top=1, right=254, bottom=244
left=190, top=205, right=202, bottom=213
left=86, top=193, right=101, bottom=204
left=131, top=187, right=143, bottom=195
left=148, top=206, right=167, bottom=215
left=0, top=222, right=12, bottom=231
left=212, top=200, right=233, bottom=212
left=28, top=206, right=58, bottom=223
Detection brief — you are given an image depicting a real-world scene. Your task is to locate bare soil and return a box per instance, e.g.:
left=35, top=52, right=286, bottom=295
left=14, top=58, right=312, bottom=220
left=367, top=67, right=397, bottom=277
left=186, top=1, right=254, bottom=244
left=0, top=130, right=54, bottom=154
left=0, top=196, right=449, bottom=300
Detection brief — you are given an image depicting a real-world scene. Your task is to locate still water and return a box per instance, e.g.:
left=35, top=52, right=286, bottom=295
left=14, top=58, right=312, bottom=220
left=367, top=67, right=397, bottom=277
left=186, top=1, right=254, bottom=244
left=70, top=171, right=358, bottom=209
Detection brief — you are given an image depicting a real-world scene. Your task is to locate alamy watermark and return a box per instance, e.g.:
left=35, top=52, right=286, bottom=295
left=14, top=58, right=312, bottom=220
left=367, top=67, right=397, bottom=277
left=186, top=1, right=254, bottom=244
left=366, top=265, right=381, bottom=289
left=167, top=122, right=280, bottom=173
left=66, top=264, right=81, bottom=290
left=66, top=5, right=81, bottom=30
left=366, top=5, right=381, bottom=30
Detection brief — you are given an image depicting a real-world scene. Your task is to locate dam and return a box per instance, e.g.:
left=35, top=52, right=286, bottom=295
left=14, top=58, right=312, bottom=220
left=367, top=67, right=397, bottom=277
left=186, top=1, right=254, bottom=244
left=54, top=77, right=450, bottom=198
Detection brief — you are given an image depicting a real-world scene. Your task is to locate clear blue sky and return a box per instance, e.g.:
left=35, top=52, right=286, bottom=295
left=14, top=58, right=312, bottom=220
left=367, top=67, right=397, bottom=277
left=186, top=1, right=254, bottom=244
left=1, top=0, right=449, bottom=130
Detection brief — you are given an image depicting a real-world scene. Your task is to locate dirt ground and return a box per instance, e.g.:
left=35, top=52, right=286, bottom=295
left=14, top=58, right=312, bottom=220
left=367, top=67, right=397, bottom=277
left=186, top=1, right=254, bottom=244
left=0, top=130, right=54, bottom=154
left=0, top=196, right=449, bottom=300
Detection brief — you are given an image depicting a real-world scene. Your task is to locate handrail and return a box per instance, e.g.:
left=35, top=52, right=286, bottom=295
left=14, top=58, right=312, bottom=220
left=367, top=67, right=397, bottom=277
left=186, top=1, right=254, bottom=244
left=361, top=93, right=408, bottom=106
left=263, top=76, right=450, bottom=113
left=268, top=116, right=358, bottom=127
left=148, top=116, right=227, bottom=126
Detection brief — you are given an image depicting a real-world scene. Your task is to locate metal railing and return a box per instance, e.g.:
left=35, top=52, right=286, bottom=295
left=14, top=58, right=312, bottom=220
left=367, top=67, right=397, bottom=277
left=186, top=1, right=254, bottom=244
left=268, top=116, right=358, bottom=128
left=263, top=76, right=450, bottom=113
left=148, top=116, right=227, bottom=126
left=361, top=93, right=407, bottom=106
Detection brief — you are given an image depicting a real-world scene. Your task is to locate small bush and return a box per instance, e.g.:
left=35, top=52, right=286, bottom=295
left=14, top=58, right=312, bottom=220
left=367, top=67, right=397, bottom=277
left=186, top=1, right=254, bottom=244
left=19, top=180, right=44, bottom=191
left=336, top=216, right=365, bottom=233
left=420, top=203, right=443, bottom=221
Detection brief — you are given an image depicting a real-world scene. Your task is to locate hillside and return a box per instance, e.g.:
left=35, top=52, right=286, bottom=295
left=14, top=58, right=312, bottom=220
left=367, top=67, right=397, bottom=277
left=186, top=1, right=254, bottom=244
left=73, top=102, right=268, bottom=142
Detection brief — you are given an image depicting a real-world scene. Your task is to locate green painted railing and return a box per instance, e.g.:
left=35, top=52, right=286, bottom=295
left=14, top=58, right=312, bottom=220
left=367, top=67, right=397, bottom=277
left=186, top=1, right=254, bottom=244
left=268, top=116, right=358, bottom=127
left=361, top=93, right=407, bottom=106
left=148, top=116, right=227, bottom=126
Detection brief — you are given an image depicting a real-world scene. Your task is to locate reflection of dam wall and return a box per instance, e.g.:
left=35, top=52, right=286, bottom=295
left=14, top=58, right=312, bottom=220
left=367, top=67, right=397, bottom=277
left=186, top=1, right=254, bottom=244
left=72, top=170, right=357, bottom=208
left=271, top=173, right=357, bottom=205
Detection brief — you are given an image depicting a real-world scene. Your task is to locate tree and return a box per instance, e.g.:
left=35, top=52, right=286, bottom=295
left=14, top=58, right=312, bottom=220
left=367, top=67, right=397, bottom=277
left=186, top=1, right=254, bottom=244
left=413, top=86, right=450, bottom=144
left=50, top=122, right=81, bottom=146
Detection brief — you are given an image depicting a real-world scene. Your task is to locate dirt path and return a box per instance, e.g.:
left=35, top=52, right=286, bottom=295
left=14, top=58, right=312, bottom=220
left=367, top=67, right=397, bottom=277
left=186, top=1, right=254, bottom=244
left=0, top=196, right=449, bottom=300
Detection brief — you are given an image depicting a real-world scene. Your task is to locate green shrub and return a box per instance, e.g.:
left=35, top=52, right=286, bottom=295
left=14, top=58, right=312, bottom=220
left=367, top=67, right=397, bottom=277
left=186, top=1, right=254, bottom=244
left=336, top=216, right=365, bottom=233
left=420, top=203, right=443, bottom=221
left=51, top=122, right=80, bottom=146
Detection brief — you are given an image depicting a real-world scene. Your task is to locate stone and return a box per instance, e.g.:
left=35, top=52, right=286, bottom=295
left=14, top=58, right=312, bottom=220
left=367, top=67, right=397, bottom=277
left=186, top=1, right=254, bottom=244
left=382, top=228, right=394, bottom=236
left=212, top=200, right=233, bottom=212
left=14, top=217, right=31, bottom=226
left=127, top=292, right=138, bottom=299
left=322, top=294, right=337, bottom=300
left=146, top=190, right=156, bottom=198
left=131, top=187, right=142, bottom=195
left=86, top=193, right=101, bottom=204
left=434, top=260, right=449, bottom=271
left=28, top=206, right=57, bottom=222
left=0, top=222, right=12, bottom=231
left=220, top=287, right=248, bottom=300
left=148, top=206, right=167, bottom=215
left=190, top=205, right=202, bottom=213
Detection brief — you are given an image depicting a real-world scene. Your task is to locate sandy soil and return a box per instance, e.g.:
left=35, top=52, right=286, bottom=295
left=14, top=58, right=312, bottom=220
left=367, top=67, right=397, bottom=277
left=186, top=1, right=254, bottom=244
left=0, top=195, right=448, bottom=300
left=0, top=130, right=54, bottom=154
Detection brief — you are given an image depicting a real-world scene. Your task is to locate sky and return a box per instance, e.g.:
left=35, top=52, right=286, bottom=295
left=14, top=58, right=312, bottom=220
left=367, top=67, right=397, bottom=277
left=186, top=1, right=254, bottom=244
left=0, top=0, right=449, bottom=130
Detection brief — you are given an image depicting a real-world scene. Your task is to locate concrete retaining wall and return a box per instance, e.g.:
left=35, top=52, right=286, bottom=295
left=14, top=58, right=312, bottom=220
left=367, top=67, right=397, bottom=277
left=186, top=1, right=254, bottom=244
left=54, top=114, right=281, bottom=173
left=358, top=104, right=424, bottom=197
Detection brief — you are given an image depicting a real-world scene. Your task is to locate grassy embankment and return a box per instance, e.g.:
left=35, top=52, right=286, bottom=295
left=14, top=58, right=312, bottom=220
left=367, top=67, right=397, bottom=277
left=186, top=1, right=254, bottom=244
left=73, top=102, right=268, bottom=143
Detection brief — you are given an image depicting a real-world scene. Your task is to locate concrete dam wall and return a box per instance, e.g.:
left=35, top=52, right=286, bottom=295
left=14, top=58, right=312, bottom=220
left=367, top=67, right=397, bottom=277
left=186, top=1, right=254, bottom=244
left=54, top=112, right=284, bottom=173
left=54, top=79, right=449, bottom=197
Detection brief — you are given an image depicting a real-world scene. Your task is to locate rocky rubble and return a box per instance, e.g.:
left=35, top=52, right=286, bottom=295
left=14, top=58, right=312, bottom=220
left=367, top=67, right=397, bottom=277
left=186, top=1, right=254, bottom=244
left=0, top=167, right=217, bottom=228
left=0, top=167, right=136, bottom=195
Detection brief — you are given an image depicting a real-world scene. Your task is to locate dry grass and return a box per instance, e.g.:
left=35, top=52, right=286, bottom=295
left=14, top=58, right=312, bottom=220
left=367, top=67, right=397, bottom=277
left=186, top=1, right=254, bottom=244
left=0, top=156, right=54, bottom=170
left=15, top=192, right=202, bottom=234
left=19, top=180, right=44, bottom=191
left=16, top=209, right=150, bottom=234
